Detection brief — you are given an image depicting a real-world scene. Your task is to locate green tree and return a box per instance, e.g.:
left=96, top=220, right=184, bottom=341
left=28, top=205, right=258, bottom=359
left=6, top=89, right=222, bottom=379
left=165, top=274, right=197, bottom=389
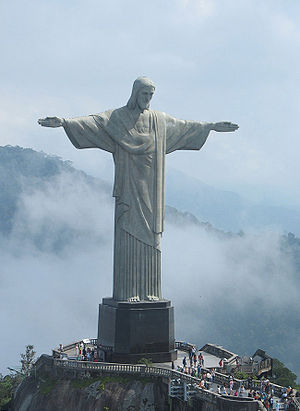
left=20, top=345, right=36, bottom=377
left=8, top=344, right=36, bottom=377
left=0, top=374, right=13, bottom=408
left=270, top=358, right=297, bottom=388
left=234, top=370, right=249, bottom=380
left=0, top=345, right=36, bottom=409
left=0, top=372, right=23, bottom=409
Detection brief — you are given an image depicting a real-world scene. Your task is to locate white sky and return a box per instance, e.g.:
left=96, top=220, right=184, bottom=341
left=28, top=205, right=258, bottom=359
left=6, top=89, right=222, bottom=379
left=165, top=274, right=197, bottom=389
left=1, top=0, right=300, bottom=208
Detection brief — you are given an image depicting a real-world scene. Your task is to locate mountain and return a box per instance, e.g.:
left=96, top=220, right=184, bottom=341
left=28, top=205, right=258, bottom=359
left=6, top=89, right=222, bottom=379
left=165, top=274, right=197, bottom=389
left=166, top=168, right=300, bottom=235
left=0, top=145, right=299, bottom=383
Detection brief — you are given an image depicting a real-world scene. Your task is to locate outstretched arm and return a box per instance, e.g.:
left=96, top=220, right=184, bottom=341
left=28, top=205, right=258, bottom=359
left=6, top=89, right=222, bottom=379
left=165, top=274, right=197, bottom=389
left=165, top=112, right=239, bottom=154
left=38, top=114, right=115, bottom=153
left=38, top=117, right=65, bottom=127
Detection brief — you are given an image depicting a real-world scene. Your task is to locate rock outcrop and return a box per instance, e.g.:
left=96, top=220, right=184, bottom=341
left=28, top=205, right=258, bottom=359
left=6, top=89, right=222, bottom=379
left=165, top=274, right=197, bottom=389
left=12, top=375, right=169, bottom=411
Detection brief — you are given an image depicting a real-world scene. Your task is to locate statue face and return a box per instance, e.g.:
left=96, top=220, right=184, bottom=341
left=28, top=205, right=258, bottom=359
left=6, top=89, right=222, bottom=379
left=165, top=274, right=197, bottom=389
left=136, top=86, right=155, bottom=111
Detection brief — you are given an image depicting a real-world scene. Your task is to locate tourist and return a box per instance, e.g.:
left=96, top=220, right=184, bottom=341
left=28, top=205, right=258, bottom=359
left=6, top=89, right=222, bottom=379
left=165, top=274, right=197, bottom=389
left=59, top=344, right=63, bottom=354
left=239, top=384, right=245, bottom=397
left=75, top=344, right=79, bottom=360
left=247, top=375, right=252, bottom=389
left=229, top=378, right=234, bottom=393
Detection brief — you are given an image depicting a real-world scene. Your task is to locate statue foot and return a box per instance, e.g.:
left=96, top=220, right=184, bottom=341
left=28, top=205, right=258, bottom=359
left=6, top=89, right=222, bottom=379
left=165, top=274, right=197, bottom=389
left=127, top=296, right=140, bottom=302
left=146, top=295, right=159, bottom=301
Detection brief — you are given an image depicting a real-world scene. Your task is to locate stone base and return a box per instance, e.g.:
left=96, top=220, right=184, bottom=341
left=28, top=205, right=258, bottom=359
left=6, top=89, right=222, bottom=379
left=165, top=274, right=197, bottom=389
left=97, top=298, right=177, bottom=364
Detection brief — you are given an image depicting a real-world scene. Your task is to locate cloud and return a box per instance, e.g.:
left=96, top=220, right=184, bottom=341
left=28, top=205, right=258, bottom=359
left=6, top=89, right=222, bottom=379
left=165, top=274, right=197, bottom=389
left=0, top=171, right=114, bottom=372
left=1, top=167, right=299, bottom=381
left=162, top=216, right=300, bottom=377
left=176, top=0, right=216, bottom=19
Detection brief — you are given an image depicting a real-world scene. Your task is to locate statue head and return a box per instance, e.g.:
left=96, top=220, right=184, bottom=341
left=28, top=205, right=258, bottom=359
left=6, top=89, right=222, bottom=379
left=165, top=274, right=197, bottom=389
left=127, top=77, right=155, bottom=111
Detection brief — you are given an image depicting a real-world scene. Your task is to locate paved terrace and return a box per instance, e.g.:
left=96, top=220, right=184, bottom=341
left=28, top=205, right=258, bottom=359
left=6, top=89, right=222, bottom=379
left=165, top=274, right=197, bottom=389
left=50, top=339, right=299, bottom=410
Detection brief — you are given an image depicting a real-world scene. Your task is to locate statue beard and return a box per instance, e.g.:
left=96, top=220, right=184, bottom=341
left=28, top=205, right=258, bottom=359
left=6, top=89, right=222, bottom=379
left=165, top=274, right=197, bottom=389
left=139, top=102, right=150, bottom=112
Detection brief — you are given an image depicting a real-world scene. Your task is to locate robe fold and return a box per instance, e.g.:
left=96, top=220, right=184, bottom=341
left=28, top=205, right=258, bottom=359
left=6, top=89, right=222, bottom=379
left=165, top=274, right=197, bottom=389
left=63, top=106, right=210, bottom=301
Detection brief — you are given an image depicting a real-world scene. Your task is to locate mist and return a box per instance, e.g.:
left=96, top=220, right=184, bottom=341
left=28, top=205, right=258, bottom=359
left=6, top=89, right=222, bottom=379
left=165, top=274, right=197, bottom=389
left=1, top=168, right=299, bottom=382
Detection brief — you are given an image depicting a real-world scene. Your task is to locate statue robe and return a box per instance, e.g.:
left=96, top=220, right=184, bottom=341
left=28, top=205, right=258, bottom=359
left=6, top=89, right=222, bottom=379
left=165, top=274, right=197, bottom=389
left=63, top=106, right=210, bottom=301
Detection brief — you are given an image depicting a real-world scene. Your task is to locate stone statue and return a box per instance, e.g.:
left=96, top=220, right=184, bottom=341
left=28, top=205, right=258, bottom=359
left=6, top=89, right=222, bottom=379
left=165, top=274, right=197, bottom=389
left=38, top=77, right=238, bottom=303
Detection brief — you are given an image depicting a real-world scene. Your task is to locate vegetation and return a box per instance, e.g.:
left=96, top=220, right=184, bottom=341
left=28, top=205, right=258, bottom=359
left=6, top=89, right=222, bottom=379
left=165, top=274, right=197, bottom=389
left=40, top=379, right=57, bottom=395
left=0, top=374, right=14, bottom=409
left=233, top=370, right=249, bottom=380
left=270, top=359, right=298, bottom=388
left=20, top=345, right=36, bottom=377
left=70, top=374, right=153, bottom=393
left=138, top=358, right=153, bottom=367
left=71, top=378, right=101, bottom=389
left=0, top=344, right=36, bottom=409
left=97, top=376, right=128, bottom=392
left=232, top=359, right=299, bottom=388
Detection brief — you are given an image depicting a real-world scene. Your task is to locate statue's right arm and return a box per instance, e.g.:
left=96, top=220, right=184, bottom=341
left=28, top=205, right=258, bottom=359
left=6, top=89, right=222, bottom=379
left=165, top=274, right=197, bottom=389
left=38, top=117, right=65, bottom=128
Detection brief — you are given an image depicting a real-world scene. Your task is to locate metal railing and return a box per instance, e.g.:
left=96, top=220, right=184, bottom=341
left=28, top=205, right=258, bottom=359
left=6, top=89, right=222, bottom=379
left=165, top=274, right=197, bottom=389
left=52, top=358, right=223, bottom=404
left=291, top=396, right=300, bottom=410
left=175, top=341, right=195, bottom=352
left=52, top=359, right=258, bottom=406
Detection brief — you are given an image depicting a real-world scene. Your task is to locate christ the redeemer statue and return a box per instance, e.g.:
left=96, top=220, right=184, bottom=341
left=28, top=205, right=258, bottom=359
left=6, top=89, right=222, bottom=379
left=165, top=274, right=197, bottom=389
left=39, top=77, right=238, bottom=303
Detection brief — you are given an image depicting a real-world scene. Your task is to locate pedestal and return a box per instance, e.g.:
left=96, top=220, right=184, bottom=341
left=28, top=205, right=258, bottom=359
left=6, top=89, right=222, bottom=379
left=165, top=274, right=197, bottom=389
left=97, top=298, right=177, bottom=363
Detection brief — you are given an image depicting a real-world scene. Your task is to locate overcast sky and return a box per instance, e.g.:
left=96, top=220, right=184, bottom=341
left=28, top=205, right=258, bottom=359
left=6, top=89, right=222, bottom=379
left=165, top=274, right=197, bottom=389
left=1, top=0, right=300, bottom=209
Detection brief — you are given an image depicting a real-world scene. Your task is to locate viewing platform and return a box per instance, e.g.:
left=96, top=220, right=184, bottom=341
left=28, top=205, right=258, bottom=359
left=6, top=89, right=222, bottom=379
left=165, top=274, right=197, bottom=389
left=46, top=338, right=299, bottom=410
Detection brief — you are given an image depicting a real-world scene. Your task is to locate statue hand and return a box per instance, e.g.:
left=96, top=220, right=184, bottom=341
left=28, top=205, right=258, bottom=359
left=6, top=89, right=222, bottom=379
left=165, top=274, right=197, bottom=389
left=212, top=122, right=239, bottom=132
left=38, top=117, right=64, bottom=128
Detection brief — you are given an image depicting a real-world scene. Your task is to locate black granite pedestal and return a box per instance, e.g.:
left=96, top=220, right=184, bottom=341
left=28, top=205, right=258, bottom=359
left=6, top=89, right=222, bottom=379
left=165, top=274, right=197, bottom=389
left=97, top=298, right=177, bottom=363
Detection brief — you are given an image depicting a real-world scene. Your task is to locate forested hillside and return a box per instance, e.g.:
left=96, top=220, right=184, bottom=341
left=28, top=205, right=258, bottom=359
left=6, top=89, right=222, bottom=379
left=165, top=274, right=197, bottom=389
left=0, top=145, right=299, bottom=381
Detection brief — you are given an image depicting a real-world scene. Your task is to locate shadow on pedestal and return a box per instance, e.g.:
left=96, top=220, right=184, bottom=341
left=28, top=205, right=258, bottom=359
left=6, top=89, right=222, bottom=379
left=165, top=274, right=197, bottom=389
left=97, top=298, right=177, bottom=363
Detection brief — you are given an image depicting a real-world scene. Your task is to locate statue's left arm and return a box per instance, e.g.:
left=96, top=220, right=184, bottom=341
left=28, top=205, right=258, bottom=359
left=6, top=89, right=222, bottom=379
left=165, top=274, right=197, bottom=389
left=164, top=113, right=238, bottom=154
